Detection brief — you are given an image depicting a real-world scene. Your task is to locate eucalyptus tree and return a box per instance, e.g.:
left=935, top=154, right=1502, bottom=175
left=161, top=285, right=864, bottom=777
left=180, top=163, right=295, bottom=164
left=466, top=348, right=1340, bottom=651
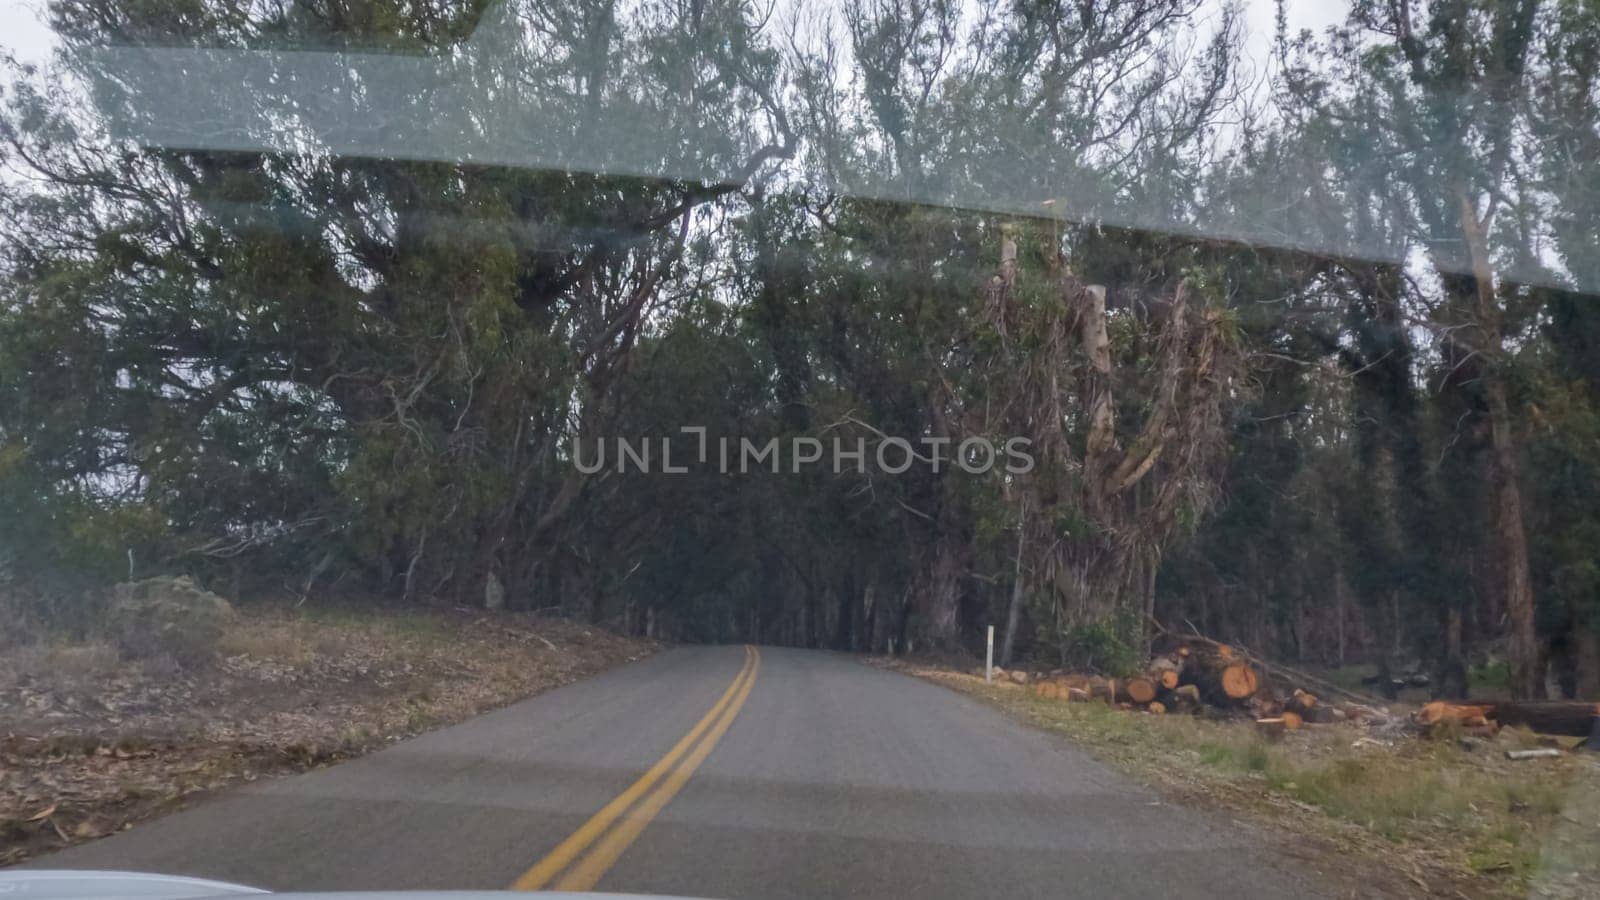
left=0, top=0, right=792, bottom=603
left=782, top=0, right=1250, bottom=657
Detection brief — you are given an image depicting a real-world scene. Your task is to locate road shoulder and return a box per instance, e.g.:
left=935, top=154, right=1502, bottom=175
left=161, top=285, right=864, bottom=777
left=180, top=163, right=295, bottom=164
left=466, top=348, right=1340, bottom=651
left=877, top=657, right=1599, bottom=900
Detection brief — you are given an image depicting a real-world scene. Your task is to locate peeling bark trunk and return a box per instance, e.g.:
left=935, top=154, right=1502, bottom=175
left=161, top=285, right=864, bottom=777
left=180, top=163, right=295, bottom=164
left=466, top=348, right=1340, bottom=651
left=915, top=527, right=966, bottom=650
left=1000, top=499, right=1026, bottom=667
left=1457, top=188, right=1540, bottom=700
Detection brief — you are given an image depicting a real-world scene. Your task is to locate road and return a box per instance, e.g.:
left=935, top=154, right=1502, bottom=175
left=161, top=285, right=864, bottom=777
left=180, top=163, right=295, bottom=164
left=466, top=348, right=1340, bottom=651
left=29, top=646, right=1330, bottom=899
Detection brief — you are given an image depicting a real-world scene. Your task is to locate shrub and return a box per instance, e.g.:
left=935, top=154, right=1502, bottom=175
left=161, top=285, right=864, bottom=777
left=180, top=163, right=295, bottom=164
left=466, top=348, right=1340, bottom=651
left=1054, top=611, right=1143, bottom=676
left=106, top=575, right=234, bottom=668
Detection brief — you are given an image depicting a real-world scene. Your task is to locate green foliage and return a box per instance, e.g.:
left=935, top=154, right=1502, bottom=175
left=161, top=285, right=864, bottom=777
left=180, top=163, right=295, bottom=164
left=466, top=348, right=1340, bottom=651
left=1470, top=659, right=1512, bottom=693
left=1052, top=611, right=1144, bottom=676
left=1, top=0, right=1599, bottom=687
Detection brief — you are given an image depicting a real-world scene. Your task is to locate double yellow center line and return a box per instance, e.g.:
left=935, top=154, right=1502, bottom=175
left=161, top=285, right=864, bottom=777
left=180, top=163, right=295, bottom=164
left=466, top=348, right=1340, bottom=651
left=511, top=645, right=760, bottom=892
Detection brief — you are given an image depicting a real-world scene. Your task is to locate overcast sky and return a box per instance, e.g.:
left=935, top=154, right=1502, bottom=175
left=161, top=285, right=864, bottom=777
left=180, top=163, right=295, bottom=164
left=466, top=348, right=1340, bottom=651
left=2, top=1, right=52, bottom=65
left=2, top=1, right=1347, bottom=69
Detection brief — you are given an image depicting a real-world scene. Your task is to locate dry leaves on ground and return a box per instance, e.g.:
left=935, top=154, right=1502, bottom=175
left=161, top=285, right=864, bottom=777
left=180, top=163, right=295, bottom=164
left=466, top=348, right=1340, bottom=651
left=0, top=607, right=655, bottom=866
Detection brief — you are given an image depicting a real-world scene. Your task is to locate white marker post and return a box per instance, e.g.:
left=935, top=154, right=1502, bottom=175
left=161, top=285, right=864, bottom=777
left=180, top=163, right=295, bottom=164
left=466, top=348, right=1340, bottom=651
left=985, top=625, right=995, bottom=683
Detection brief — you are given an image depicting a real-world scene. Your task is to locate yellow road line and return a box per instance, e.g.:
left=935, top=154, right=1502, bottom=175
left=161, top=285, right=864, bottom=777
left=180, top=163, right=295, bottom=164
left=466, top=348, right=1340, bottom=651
left=552, top=645, right=760, bottom=891
left=510, top=645, right=756, bottom=891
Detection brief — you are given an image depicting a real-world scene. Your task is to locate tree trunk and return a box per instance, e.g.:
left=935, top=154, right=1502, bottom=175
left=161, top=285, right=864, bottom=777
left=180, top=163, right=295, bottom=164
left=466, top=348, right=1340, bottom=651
left=1439, top=605, right=1469, bottom=698
left=1575, top=616, right=1600, bottom=700
left=1335, top=566, right=1349, bottom=667
left=912, top=519, right=966, bottom=650
left=1486, top=377, right=1541, bottom=698
left=1000, top=500, right=1027, bottom=667
left=1455, top=187, right=1540, bottom=700
left=1422, top=700, right=1599, bottom=736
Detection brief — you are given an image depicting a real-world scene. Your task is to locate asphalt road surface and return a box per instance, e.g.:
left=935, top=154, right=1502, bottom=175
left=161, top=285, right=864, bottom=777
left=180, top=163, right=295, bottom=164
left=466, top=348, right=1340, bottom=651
left=29, top=645, right=1331, bottom=899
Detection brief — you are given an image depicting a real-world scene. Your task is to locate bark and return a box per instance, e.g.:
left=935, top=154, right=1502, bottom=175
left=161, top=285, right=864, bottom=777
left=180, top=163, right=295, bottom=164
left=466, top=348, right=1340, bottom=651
left=1487, top=377, right=1541, bottom=698
left=1457, top=188, right=1540, bottom=700
left=1421, top=700, right=1599, bottom=737
left=917, top=530, right=965, bottom=649
left=1335, top=566, right=1349, bottom=667
left=1439, top=605, right=1469, bottom=699
left=999, top=499, right=1026, bottom=667
left=1576, top=617, right=1600, bottom=700
left=1081, top=283, right=1116, bottom=505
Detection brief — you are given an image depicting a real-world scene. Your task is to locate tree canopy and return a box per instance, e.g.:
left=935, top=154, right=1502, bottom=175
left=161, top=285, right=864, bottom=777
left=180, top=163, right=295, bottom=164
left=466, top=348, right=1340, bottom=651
left=4, top=0, right=1600, bottom=699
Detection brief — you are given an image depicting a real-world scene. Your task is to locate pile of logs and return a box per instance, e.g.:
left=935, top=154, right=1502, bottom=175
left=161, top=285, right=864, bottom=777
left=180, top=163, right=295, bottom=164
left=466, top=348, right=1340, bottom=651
left=1020, top=633, right=1599, bottom=743
left=1024, top=636, right=1395, bottom=734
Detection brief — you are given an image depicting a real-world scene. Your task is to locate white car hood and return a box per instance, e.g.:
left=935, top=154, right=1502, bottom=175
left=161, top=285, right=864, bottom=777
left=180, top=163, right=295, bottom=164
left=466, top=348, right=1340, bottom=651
left=0, top=871, right=702, bottom=900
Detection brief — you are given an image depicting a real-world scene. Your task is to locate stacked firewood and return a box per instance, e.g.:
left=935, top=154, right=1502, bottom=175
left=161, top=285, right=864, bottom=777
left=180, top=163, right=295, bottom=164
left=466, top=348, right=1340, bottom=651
left=1020, top=634, right=1598, bottom=743
left=1025, top=637, right=1391, bottom=734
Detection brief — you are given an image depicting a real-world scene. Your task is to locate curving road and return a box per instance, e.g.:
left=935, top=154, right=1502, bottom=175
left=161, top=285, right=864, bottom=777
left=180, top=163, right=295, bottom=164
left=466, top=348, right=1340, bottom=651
left=29, top=646, right=1331, bottom=898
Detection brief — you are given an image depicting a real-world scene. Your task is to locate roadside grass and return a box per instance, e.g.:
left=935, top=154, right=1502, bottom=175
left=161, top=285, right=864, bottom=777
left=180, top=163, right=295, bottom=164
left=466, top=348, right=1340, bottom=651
left=908, top=667, right=1600, bottom=899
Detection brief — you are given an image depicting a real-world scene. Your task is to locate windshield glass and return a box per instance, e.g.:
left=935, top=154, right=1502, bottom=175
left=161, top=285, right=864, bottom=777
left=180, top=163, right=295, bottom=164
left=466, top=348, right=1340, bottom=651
left=2, top=1, right=1598, bottom=898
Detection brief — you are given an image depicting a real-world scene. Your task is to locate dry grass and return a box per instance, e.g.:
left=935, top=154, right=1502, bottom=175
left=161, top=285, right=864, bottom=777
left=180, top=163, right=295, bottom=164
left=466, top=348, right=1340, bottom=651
left=0, top=642, right=123, bottom=687
left=898, top=663, right=1600, bottom=899
left=1, top=603, right=656, bottom=866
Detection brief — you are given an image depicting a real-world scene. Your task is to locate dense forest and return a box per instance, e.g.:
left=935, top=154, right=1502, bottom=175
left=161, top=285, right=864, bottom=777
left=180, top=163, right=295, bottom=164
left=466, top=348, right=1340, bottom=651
left=3, top=0, right=1599, bottom=701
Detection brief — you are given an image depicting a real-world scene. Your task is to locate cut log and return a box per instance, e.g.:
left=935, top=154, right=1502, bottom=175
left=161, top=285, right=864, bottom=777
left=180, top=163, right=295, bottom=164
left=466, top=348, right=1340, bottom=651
left=1420, top=700, right=1598, bottom=737
left=1248, top=692, right=1283, bottom=719
left=1150, top=656, right=1180, bottom=672
left=1417, top=702, right=1496, bottom=727
left=1490, top=701, right=1600, bottom=737
left=1119, top=677, right=1158, bottom=705
left=1156, top=669, right=1180, bottom=690
left=1285, top=689, right=1317, bottom=717
left=1063, top=673, right=1091, bottom=689
left=1163, top=683, right=1202, bottom=713
left=1280, top=710, right=1303, bottom=731
left=1085, top=676, right=1118, bottom=704
left=1303, top=704, right=1340, bottom=724
left=1255, top=717, right=1286, bottom=740
left=1150, top=622, right=1388, bottom=707
left=1180, top=649, right=1259, bottom=705
left=1147, top=701, right=1167, bottom=715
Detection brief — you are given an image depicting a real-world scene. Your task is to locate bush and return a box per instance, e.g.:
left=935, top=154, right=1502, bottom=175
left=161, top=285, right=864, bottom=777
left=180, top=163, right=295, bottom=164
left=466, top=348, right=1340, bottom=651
left=106, top=575, right=234, bottom=668
left=1055, top=612, right=1143, bottom=676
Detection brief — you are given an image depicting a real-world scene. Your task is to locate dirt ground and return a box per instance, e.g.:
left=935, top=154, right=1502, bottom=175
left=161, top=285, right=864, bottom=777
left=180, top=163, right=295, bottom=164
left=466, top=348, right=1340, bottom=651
left=0, top=605, right=655, bottom=866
